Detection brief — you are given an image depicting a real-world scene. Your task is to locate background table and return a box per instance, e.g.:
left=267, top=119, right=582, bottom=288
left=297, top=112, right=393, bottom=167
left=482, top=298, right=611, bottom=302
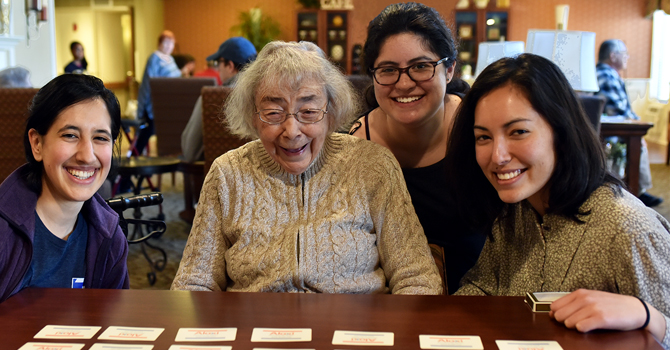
left=0, top=289, right=661, bottom=349
left=600, top=120, right=654, bottom=195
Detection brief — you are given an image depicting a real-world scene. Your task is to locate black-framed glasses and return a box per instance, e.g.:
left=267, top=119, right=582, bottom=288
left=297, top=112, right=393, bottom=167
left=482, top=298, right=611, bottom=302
left=370, top=57, right=450, bottom=86
left=256, top=104, right=328, bottom=125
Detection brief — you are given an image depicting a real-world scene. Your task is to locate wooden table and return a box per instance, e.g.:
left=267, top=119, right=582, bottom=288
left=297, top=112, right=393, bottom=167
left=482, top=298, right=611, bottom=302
left=600, top=120, right=654, bottom=195
left=0, top=289, right=662, bottom=349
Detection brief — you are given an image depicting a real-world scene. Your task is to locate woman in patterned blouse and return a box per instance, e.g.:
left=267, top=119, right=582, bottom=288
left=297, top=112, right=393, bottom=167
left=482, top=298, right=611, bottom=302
left=445, top=53, right=670, bottom=348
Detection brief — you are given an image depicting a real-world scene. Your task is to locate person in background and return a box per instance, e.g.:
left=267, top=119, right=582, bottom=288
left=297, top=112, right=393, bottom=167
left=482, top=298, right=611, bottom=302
left=64, top=41, right=88, bottom=74
left=0, top=67, right=32, bottom=88
left=171, top=41, right=442, bottom=295
left=134, top=30, right=181, bottom=156
left=447, top=53, right=670, bottom=348
left=596, top=39, right=663, bottom=207
left=194, top=60, right=223, bottom=85
left=0, top=74, right=129, bottom=303
left=181, top=37, right=257, bottom=163
left=348, top=2, right=484, bottom=294
left=173, top=53, right=196, bottom=77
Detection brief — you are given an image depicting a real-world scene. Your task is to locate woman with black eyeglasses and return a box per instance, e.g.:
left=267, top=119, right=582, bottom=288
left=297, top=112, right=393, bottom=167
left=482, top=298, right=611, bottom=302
left=171, top=41, right=442, bottom=295
left=349, top=2, right=486, bottom=294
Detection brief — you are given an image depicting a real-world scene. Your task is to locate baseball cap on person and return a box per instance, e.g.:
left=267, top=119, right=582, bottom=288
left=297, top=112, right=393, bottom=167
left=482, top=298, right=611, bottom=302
left=207, top=37, right=257, bottom=65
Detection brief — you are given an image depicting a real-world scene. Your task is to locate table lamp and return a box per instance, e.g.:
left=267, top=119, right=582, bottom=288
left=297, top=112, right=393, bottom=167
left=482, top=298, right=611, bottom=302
left=474, top=41, right=525, bottom=78
left=525, top=29, right=599, bottom=92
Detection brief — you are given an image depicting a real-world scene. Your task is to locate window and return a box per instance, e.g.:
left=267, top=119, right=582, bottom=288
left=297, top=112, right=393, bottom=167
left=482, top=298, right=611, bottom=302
left=650, top=10, right=670, bottom=102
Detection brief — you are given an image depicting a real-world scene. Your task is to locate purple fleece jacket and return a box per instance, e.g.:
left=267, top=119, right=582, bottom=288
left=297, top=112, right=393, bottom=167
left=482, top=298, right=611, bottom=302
left=0, top=165, right=129, bottom=302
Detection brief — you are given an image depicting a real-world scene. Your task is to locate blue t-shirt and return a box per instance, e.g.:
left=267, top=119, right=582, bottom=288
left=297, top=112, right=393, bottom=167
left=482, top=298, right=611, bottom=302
left=21, top=212, right=88, bottom=289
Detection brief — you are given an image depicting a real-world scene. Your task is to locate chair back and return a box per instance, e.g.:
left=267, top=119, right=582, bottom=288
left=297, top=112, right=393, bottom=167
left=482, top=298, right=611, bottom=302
left=0, top=88, right=39, bottom=184
left=201, top=86, right=249, bottom=173
left=578, top=94, right=606, bottom=133
left=150, top=77, right=217, bottom=156
left=344, top=75, right=373, bottom=130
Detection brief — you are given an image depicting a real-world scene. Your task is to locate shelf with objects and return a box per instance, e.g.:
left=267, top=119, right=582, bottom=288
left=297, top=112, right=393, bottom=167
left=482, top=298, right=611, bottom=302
left=454, top=1, right=509, bottom=77
left=296, top=9, right=351, bottom=73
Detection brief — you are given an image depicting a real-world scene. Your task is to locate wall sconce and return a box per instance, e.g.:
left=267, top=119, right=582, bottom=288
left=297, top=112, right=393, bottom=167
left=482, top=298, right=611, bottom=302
left=25, top=0, right=47, bottom=43
left=526, top=29, right=599, bottom=92
left=555, top=5, right=569, bottom=30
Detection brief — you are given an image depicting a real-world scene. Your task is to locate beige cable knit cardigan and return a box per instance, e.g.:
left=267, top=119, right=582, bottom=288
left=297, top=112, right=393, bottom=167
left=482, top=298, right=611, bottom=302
left=171, top=133, right=442, bottom=295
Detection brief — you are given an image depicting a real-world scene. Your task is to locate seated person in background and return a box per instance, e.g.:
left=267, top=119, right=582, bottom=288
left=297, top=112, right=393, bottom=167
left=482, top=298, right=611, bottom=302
left=596, top=39, right=662, bottom=207
left=181, top=36, right=257, bottom=163
left=446, top=54, right=670, bottom=347
left=173, top=53, right=196, bottom=77
left=0, top=66, right=32, bottom=88
left=349, top=2, right=484, bottom=294
left=0, top=74, right=129, bottom=303
left=194, top=60, right=222, bottom=85
left=171, top=41, right=442, bottom=295
left=134, top=30, right=181, bottom=156
left=64, top=41, right=88, bottom=74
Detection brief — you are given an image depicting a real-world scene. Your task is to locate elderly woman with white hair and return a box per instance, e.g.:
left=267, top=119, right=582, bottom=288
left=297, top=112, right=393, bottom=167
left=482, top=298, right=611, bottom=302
left=171, top=41, right=442, bottom=295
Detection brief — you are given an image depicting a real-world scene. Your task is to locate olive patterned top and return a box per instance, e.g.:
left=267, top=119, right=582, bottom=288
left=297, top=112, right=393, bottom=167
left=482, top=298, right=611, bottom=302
left=455, top=185, right=670, bottom=348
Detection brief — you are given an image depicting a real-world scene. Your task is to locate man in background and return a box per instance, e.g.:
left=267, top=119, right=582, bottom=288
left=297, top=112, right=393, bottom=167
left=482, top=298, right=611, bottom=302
left=181, top=37, right=257, bottom=162
left=596, top=39, right=663, bottom=207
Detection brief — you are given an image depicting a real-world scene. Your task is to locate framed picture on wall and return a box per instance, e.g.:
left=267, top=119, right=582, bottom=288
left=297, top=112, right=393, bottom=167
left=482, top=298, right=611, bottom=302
left=459, top=24, right=473, bottom=39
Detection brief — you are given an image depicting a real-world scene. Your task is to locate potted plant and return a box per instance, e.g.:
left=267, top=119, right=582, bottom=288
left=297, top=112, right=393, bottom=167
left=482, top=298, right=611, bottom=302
left=231, top=8, right=282, bottom=52
left=606, top=141, right=627, bottom=179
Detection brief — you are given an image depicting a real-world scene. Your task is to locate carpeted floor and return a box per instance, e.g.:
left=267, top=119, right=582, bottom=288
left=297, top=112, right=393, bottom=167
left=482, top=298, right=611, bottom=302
left=125, top=164, right=670, bottom=290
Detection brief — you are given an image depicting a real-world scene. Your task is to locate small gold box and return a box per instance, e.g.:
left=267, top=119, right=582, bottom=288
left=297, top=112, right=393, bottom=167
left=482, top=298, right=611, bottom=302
left=525, top=292, right=570, bottom=312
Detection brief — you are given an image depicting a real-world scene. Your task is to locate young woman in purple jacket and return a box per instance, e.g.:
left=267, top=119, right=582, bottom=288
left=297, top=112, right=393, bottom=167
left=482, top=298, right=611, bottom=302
left=0, top=74, right=129, bottom=302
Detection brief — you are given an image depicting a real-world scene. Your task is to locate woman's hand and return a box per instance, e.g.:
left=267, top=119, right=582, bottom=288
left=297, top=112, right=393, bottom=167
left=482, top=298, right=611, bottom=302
left=549, top=289, right=666, bottom=342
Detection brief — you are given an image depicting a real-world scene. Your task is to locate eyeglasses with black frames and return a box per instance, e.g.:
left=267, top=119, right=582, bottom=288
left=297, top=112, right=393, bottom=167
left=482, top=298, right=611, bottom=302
left=370, top=57, right=450, bottom=86
left=256, top=103, right=328, bottom=125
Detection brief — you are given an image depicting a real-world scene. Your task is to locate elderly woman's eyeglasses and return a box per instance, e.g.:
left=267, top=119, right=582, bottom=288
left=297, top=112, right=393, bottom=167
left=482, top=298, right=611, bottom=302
left=256, top=105, right=328, bottom=125
left=370, top=58, right=450, bottom=86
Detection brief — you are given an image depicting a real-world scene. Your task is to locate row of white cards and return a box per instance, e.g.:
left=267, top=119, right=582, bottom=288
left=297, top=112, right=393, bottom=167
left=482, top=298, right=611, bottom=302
left=23, top=325, right=565, bottom=350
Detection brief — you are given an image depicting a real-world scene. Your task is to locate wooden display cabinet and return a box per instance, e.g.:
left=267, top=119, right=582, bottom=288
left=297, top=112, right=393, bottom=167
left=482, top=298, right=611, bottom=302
left=454, top=2, right=509, bottom=70
left=296, top=9, right=351, bottom=73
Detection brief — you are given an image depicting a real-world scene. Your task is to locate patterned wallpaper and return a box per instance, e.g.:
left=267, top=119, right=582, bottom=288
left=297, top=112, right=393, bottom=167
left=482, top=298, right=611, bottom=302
left=164, top=0, right=651, bottom=78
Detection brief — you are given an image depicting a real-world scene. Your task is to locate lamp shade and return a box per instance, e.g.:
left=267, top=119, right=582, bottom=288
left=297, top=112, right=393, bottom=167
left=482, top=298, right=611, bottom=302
left=526, top=30, right=599, bottom=92
left=475, top=41, right=525, bottom=77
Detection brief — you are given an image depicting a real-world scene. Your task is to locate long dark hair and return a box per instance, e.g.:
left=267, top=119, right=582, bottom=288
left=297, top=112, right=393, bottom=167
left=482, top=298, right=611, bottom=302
left=23, top=74, right=121, bottom=193
left=362, top=2, right=464, bottom=109
left=445, top=53, right=623, bottom=231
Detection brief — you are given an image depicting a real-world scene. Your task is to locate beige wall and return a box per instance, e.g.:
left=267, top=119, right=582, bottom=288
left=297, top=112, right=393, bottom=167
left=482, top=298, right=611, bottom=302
left=164, top=0, right=652, bottom=78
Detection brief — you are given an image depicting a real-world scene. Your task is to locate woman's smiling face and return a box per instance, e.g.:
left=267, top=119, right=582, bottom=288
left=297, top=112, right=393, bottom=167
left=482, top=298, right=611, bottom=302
left=473, top=84, right=556, bottom=215
left=254, top=79, right=329, bottom=175
left=29, top=98, right=113, bottom=204
left=372, top=32, right=453, bottom=127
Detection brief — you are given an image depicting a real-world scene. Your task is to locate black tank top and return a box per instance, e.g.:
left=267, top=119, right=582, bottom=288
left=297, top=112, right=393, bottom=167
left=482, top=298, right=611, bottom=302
left=349, top=96, right=486, bottom=294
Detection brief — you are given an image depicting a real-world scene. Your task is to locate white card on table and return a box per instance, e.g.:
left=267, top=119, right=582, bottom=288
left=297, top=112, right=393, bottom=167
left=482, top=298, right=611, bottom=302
left=34, top=325, right=102, bottom=339
left=332, top=330, right=394, bottom=346
left=175, top=327, right=237, bottom=342
left=98, top=326, right=164, bottom=341
left=496, top=340, right=564, bottom=350
left=170, top=346, right=232, bottom=350
left=251, top=328, right=312, bottom=342
left=419, top=335, right=483, bottom=349
left=90, top=344, right=154, bottom=350
left=19, top=343, right=85, bottom=350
